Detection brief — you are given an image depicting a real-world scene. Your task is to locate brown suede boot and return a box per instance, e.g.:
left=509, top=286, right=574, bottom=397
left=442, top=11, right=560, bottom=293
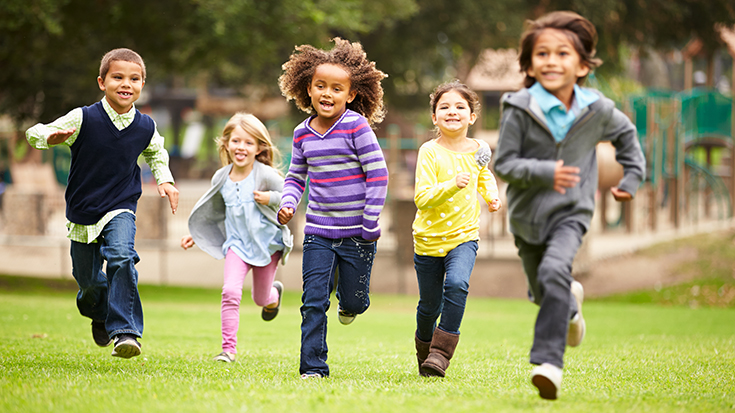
left=415, top=333, right=432, bottom=377
left=421, top=328, right=459, bottom=377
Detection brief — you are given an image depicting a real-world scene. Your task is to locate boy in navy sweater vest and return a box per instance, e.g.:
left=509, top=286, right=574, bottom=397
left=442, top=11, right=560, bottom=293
left=26, top=48, right=179, bottom=358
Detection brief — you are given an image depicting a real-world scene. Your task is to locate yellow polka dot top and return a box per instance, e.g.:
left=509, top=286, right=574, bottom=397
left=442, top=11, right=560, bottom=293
left=412, top=139, right=499, bottom=257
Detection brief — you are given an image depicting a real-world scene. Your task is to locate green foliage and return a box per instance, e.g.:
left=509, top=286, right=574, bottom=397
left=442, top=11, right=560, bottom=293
left=1, top=280, right=735, bottom=412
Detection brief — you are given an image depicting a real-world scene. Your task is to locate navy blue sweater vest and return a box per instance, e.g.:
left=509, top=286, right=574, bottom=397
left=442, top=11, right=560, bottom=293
left=65, top=101, right=155, bottom=225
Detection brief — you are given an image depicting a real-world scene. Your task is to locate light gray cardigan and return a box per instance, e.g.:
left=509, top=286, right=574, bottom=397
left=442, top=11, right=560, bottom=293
left=187, top=161, right=293, bottom=265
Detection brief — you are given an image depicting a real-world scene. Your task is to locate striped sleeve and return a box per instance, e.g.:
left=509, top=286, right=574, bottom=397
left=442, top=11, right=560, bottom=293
left=279, top=125, right=308, bottom=212
left=354, top=121, right=388, bottom=240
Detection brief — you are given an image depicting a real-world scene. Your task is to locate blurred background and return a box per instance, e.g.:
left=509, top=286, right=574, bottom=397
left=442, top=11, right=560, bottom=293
left=1, top=0, right=734, bottom=297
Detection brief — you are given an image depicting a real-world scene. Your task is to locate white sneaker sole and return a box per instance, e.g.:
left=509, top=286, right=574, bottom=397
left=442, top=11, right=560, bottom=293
left=111, top=340, right=141, bottom=359
left=567, top=281, right=585, bottom=347
left=531, top=363, right=562, bottom=400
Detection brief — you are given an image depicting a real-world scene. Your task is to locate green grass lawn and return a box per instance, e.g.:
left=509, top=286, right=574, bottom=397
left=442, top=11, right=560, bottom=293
left=1, top=277, right=734, bottom=412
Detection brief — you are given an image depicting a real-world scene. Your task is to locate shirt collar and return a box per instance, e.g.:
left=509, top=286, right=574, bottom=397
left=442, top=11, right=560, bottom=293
left=101, top=97, right=136, bottom=122
left=528, top=83, right=598, bottom=114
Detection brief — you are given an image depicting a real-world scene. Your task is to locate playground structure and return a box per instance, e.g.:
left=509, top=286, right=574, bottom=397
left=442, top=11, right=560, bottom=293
left=598, top=89, right=735, bottom=233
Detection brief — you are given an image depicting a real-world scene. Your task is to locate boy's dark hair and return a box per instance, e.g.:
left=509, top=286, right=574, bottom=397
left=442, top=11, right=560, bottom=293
left=99, top=48, right=147, bottom=81
left=278, top=38, right=387, bottom=125
left=429, top=80, right=480, bottom=115
left=519, top=11, right=602, bottom=88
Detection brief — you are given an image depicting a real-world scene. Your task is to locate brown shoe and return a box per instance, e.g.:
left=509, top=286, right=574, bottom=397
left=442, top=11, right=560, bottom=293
left=421, top=328, right=459, bottom=377
left=415, top=333, right=432, bottom=377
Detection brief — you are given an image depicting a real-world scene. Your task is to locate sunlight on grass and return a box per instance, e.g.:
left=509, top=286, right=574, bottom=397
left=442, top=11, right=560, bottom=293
left=1, top=284, right=734, bottom=412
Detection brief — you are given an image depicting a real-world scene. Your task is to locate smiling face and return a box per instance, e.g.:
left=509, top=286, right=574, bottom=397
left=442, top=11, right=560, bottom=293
left=526, top=28, right=590, bottom=107
left=307, top=63, right=357, bottom=129
left=227, top=125, right=261, bottom=173
left=431, top=90, right=477, bottom=138
left=97, top=60, right=144, bottom=114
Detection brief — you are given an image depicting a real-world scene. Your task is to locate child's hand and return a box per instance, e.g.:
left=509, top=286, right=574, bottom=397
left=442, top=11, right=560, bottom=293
left=553, top=160, right=580, bottom=194
left=489, top=198, right=502, bottom=212
left=181, top=235, right=195, bottom=250
left=278, top=207, right=294, bottom=225
left=455, top=172, right=471, bottom=189
left=158, top=182, right=179, bottom=214
left=47, top=128, right=76, bottom=145
left=253, top=190, right=270, bottom=205
left=610, top=187, right=632, bottom=202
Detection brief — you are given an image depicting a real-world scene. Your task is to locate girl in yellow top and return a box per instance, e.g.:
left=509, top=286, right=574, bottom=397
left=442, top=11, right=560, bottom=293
left=412, top=81, right=502, bottom=378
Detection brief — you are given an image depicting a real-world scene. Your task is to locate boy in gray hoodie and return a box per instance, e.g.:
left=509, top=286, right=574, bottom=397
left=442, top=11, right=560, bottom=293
left=493, top=11, right=646, bottom=400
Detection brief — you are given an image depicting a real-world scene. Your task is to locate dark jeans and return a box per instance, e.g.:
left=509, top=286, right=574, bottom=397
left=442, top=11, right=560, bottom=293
left=514, top=221, right=584, bottom=369
left=70, top=212, right=143, bottom=338
left=299, top=234, right=376, bottom=377
left=414, top=241, right=478, bottom=341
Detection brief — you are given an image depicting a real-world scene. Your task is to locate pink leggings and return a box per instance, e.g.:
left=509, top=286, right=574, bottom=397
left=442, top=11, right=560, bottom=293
left=221, top=249, right=282, bottom=353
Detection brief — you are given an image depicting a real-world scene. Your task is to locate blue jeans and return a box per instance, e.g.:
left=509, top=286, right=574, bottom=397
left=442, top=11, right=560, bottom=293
left=514, top=221, right=584, bottom=369
left=299, top=234, right=376, bottom=376
left=70, top=212, right=143, bottom=338
left=414, top=241, right=478, bottom=342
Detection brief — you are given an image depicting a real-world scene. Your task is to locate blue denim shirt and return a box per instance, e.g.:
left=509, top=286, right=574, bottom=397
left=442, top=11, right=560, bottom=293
left=528, top=83, right=599, bottom=142
left=221, top=174, right=284, bottom=266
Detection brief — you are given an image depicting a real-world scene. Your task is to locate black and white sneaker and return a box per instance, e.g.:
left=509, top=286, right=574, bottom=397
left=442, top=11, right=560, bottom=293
left=111, top=334, right=142, bottom=359
left=91, top=320, right=112, bottom=347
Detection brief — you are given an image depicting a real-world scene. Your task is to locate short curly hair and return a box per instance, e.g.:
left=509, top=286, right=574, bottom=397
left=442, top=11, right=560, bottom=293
left=278, top=38, right=387, bottom=125
left=519, top=11, right=602, bottom=88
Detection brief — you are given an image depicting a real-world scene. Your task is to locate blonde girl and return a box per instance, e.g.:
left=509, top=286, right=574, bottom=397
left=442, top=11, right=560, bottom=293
left=181, top=112, right=293, bottom=363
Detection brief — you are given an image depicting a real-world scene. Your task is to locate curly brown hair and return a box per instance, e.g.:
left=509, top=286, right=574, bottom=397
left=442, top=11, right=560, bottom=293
left=519, top=11, right=602, bottom=88
left=278, top=38, right=388, bottom=125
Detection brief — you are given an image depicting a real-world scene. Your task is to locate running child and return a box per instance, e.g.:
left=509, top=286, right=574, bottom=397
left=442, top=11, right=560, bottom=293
left=277, top=38, right=389, bottom=379
left=181, top=112, right=293, bottom=363
left=26, top=48, right=179, bottom=358
left=412, top=81, right=502, bottom=378
left=493, top=11, right=646, bottom=399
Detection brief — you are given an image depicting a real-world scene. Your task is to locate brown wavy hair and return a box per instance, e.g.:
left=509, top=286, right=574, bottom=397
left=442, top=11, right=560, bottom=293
left=519, top=11, right=602, bottom=88
left=278, top=38, right=388, bottom=125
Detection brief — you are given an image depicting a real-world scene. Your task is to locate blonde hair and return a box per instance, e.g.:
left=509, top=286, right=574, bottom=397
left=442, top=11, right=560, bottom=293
left=216, top=113, right=281, bottom=169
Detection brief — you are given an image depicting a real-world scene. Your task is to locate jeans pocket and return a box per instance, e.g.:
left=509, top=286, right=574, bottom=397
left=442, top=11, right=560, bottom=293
left=350, top=236, right=375, bottom=246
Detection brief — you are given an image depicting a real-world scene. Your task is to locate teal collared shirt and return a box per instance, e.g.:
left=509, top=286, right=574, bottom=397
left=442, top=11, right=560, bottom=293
left=528, top=83, right=599, bottom=142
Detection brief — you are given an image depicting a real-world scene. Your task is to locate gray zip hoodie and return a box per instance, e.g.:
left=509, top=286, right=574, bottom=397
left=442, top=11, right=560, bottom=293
left=493, top=87, right=646, bottom=244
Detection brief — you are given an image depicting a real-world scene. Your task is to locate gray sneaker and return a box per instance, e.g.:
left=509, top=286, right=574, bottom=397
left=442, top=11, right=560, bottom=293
left=111, top=334, right=141, bottom=359
left=262, top=281, right=283, bottom=321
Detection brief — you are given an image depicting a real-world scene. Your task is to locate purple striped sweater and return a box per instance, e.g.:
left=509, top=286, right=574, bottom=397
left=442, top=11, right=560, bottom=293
left=280, top=109, right=389, bottom=240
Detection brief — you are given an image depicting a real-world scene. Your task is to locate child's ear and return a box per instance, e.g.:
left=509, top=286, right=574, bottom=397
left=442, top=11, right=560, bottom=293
left=469, top=112, right=477, bottom=125
left=431, top=113, right=438, bottom=125
left=576, top=63, right=590, bottom=79
left=347, top=89, right=357, bottom=104
left=97, top=76, right=106, bottom=91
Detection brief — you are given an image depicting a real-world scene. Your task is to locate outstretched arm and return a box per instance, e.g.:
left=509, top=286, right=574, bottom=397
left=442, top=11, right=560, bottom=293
left=158, top=182, right=179, bottom=214
left=26, top=108, right=83, bottom=149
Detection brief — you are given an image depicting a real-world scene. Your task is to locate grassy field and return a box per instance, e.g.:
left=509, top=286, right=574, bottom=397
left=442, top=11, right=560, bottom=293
left=1, top=274, right=734, bottom=413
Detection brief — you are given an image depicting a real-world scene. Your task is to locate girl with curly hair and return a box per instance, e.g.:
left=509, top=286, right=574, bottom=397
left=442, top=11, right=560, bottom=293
left=277, top=38, right=389, bottom=379
left=412, top=81, right=501, bottom=378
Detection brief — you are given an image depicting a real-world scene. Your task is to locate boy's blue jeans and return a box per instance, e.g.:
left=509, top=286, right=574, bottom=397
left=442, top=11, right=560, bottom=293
left=514, top=221, right=583, bottom=369
left=299, top=234, right=376, bottom=377
left=70, top=212, right=143, bottom=339
left=414, top=241, right=478, bottom=342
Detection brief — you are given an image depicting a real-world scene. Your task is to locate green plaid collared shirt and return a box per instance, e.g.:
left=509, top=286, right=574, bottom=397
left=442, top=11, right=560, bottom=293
left=26, top=98, right=174, bottom=243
